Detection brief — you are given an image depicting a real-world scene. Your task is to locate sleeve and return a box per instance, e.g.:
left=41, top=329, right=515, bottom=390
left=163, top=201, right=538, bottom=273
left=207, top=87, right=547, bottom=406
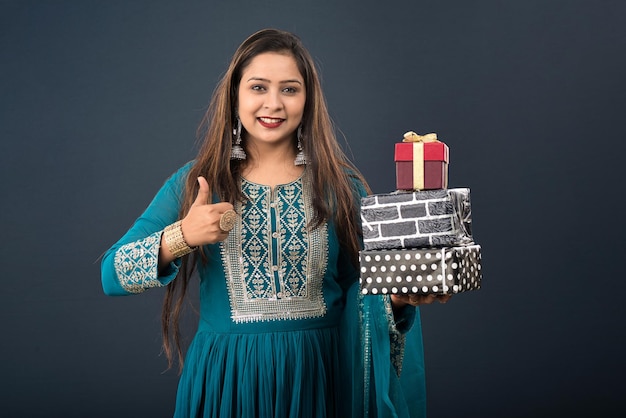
left=100, top=162, right=193, bottom=296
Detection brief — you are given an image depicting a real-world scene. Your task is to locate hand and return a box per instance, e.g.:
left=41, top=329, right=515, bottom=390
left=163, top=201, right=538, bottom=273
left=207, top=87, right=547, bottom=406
left=180, top=176, right=235, bottom=246
left=391, top=293, right=452, bottom=308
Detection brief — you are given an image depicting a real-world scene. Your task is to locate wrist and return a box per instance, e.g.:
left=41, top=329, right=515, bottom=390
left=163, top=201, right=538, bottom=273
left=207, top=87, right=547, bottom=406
left=163, top=220, right=197, bottom=258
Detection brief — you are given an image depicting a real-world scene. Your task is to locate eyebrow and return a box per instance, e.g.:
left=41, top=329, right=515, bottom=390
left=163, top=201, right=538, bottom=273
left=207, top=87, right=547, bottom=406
left=247, top=77, right=303, bottom=85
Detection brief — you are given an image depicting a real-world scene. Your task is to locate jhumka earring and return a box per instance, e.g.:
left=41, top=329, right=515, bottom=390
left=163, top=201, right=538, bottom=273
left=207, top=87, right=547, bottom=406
left=230, top=118, right=246, bottom=160
left=294, top=125, right=307, bottom=166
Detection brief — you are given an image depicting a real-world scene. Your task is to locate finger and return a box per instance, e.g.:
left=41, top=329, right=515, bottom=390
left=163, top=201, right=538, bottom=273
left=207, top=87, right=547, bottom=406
left=192, top=177, right=210, bottom=207
left=418, top=294, right=437, bottom=305
left=396, top=295, right=411, bottom=304
left=212, top=201, right=235, bottom=213
left=391, top=295, right=412, bottom=309
left=438, top=295, right=452, bottom=304
left=214, top=230, right=231, bottom=242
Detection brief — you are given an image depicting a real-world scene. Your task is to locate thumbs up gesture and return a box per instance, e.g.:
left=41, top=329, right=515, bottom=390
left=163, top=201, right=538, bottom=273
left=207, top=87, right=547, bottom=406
left=180, top=176, right=235, bottom=247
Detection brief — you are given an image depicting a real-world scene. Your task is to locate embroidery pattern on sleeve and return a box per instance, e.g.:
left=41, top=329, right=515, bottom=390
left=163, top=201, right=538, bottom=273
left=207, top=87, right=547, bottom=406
left=114, top=231, right=164, bottom=293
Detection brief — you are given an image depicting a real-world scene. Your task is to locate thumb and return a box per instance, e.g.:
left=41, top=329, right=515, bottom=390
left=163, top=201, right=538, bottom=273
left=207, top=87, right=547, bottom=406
left=192, top=176, right=210, bottom=206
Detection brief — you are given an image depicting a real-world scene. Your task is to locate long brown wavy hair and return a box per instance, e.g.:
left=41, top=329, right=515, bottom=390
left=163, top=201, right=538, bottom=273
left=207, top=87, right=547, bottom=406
left=161, top=28, right=371, bottom=371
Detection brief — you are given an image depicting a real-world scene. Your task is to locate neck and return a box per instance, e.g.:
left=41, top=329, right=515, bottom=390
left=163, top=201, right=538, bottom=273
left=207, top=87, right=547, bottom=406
left=242, top=143, right=303, bottom=188
left=247, top=148, right=295, bottom=167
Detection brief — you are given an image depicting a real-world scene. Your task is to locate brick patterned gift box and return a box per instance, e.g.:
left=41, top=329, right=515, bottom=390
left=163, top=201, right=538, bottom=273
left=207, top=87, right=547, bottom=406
left=395, top=132, right=449, bottom=191
left=359, top=245, right=482, bottom=296
left=361, top=188, right=473, bottom=251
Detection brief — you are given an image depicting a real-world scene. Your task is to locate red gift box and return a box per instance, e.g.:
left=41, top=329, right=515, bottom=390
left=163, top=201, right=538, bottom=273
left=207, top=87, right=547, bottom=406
left=394, top=132, right=449, bottom=190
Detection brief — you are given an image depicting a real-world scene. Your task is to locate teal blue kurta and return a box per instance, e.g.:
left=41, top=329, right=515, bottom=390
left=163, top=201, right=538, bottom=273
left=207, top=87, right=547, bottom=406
left=101, top=162, right=427, bottom=417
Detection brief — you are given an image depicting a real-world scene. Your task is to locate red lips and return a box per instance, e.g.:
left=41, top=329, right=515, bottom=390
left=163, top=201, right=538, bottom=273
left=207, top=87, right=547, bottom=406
left=257, top=117, right=285, bottom=128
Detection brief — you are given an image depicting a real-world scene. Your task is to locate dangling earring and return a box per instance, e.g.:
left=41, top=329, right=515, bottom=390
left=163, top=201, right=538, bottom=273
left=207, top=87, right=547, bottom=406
left=294, top=125, right=307, bottom=166
left=230, top=117, right=246, bottom=160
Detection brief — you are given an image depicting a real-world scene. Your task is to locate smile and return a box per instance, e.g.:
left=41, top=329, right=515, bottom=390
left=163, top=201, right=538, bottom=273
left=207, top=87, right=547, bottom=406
left=258, top=117, right=285, bottom=128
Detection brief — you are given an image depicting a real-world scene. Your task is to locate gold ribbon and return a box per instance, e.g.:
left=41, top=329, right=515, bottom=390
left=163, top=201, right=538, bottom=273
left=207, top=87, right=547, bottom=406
left=402, top=131, right=438, bottom=143
left=402, top=131, right=438, bottom=189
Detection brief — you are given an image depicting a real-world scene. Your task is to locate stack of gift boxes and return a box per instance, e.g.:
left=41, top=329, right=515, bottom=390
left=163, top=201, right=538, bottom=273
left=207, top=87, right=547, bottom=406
left=359, top=131, right=482, bottom=296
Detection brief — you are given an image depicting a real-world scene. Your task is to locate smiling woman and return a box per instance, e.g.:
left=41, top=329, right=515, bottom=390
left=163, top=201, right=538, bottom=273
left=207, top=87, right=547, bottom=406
left=100, top=28, right=428, bottom=418
left=238, top=52, right=305, bottom=142
left=237, top=51, right=307, bottom=186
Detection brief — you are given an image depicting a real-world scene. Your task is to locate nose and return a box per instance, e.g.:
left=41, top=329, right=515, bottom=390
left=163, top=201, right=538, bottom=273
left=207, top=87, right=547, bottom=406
left=263, top=89, right=284, bottom=110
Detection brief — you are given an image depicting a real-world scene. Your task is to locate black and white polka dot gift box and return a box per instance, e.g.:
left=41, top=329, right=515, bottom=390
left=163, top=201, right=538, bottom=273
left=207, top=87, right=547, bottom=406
left=361, top=188, right=473, bottom=251
left=359, top=245, right=482, bottom=295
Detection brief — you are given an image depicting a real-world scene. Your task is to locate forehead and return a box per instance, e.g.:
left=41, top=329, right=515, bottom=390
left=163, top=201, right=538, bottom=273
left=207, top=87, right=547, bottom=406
left=240, top=52, right=303, bottom=82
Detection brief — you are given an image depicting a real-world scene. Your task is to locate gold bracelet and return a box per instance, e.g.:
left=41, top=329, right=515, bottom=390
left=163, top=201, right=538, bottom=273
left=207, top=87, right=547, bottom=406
left=163, top=220, right=196, bottom=258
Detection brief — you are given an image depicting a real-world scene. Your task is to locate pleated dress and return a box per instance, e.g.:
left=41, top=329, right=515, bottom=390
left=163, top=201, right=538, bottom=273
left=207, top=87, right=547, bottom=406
left=101, top=162, right=427, bottom=418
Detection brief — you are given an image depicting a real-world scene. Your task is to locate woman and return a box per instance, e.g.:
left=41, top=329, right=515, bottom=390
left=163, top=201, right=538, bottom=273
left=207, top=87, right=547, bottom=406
left=101, top=28, right=438, bottom=417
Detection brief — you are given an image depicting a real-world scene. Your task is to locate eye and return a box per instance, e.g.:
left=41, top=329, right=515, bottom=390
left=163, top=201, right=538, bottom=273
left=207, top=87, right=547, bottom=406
left=282, top=86, right=299, bottom=94
left=251, top=85, right=266, bottom=92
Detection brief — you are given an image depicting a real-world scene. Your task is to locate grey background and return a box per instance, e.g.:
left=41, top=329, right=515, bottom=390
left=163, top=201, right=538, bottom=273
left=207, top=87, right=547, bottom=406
left=1, top=0, right=625, bottom=417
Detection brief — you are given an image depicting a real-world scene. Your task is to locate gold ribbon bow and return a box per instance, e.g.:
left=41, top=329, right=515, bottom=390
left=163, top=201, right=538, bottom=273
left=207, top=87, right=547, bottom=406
left=402, top=131, right=438, bottom=143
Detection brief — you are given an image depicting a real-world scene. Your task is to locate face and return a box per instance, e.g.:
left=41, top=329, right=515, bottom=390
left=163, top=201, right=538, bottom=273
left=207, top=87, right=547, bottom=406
left=237, top=52, right=306, bottom=150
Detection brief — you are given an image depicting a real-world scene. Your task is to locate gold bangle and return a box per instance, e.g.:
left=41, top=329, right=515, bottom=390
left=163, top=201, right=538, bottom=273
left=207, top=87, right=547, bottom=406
left=163, top=220, right=196, bottom=258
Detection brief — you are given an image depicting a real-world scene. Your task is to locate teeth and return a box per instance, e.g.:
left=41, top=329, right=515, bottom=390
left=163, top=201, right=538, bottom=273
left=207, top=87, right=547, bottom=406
left=259, top=117, right=283, bottom=123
